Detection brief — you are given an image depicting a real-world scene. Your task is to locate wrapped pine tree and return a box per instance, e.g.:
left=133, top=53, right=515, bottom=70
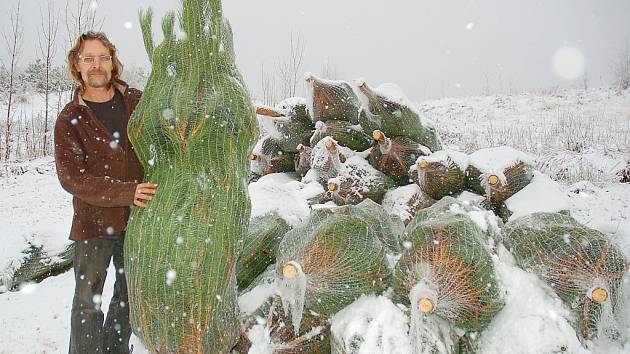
left=250, top=136, right=296, bottom=177
left=275, top=204, right=391, bottom=335
left=503, top=212, right=628, bottom=339
left=256, top=97, right=314, bottom=153
left=236, top=294, right=330, bottom=353
left=393, top=198, right=503, bottom=352
left=310, top=120, right=373, bottom=152
left=309, top=137, right=351, bottom=184
left=237, top=212, right=290, bottom=291
left=464, top=146, right=534, bottom=207
left=356, top=81, right=441, bottom=152
left=124, top=1, right=258, bottom=351
left=305, top=74, right=361, bottom=124
left=368, top=129, right=431, bottom=185
left=381, top=184, right=436, bottom=226
left=294, top=144, right=312, bottom=177
left=410, top=150, right=468, bottom=200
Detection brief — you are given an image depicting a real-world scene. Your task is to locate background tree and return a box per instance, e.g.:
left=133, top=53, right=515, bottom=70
left=277, top=32, right=305, bottom=98
left=1, top=0, right=23, bottom=161
left=611, top=39, right=630, bottom=92
left=38, top=0, right=60, bottom=156
left=64, top=0, right=104, bottom=47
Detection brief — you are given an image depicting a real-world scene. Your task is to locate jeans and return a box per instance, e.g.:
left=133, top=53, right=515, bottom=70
left=69, top=233, right=131, bottom=354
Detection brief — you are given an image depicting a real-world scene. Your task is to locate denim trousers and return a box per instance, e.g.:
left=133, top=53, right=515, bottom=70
left=68, top=232, right=131, bottom=354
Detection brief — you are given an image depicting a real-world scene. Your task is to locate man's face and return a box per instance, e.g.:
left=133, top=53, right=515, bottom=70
left=76, top=39, right=113, bottom=89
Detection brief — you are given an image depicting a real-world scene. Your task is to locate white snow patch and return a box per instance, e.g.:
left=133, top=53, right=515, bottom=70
left=505, top=171, right=569, bottom=221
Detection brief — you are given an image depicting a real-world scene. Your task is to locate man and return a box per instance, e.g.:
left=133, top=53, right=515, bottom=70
left=54, top=32, right=156, bottom=354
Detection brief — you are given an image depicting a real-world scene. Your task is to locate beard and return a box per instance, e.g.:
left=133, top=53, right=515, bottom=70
left=85, top=69, right=112, bottom=88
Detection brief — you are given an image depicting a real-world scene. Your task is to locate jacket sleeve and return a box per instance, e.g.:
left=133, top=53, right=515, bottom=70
left=54, top=115, right=138, bottom=208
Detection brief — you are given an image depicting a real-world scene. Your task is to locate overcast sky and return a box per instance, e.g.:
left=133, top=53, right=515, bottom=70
left=2, top=0, right=630, bottom=101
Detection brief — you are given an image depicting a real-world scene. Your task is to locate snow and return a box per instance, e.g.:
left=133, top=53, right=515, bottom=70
left=505, top=171, right=570, bottom=221
left=382, top=184, right=424, bottom=223
left=468, top=145, right=535, bottom=173
left=414, top=149, right=470, bottom=171
left=330, top=295, right=412, bottom=354
left=1, top=87, right=630, bottom=353
left=248, top=172, right=324, bottom=228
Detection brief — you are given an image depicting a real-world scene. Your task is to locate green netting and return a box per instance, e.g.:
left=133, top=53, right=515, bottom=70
left=306, top=75, right=361, bottom=124
left=310, top=120, right=373, bottom=152
left=236, top=295, right=330, bottom=353
left=275, top=205, right=391, bottom=334
left=8, top=243, right=74, bottom=290
left=124, top=1, right=258, bottom=352
left=236, top=212, right=290, bottom=291
left=412, top=157, right=465, bottom=200
left=394, top=199, right=503, bottom=333
left=464, top=161, right=533, bottom=207
left=502, top=212, right=628, bottom=339
left=357, top=83, right=441, bottom=152
left=367, top=130, right=429, bottom=185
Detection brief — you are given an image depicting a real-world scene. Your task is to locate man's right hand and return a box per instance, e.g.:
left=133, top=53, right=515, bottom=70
left=134, top=183, right=157, bottom=208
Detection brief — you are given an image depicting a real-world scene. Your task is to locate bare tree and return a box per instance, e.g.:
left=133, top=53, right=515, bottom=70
left=611, top=39, right=630, bottom=92
left=38, top=0, right=60, bottom=156
left=259, top=61, right=278, bottom=106
left=1, top=1, right=23, bottom=161
left=65, top=0, right=105, bottom=46
left=321, top=58, right=338, bottom=80
left=277, top=32, right=305, bottom=98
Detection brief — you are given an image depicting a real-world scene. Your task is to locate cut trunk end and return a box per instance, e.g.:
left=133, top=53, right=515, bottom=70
left=325, top=140, right=337, bottom=151
left=282, top=263, right=299, bottom=280
left=255, top=106, right=283, bottom=118
left=488, top=175, right=500, bottom=186
left=373, top=130, right=385, bottom=143
left=418, top=298, right=435, bottom=313
left=590, top=287, right=609, bottom=304
left=296, top=144, right=305, bottom=153
left=418, top=160, right=429, bottom=169
left=250, top=154, right=258, bottom=161
left=327, top=182, right=338, bottom=192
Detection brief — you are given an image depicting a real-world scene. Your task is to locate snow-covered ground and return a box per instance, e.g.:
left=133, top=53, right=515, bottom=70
left=1, top=86, right=629, bottom=353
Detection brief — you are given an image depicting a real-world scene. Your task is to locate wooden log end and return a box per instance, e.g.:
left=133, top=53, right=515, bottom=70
left=282, top=263, right=299, bottom=280
left=250, top=154, right=258, bottom=161
left=418, top=298, right=435, bottom=313
left=296, top=144, right=305, bottom=153
left=325, top=140, right=336, bottom=151
left=591, top=287, right=609, bottom=304
left=373, top=130, right=384, bottom=142
left=488, top=175, right=500, bottom=186
left=327, top=182, right=338, bottom=192
left=418, top=160, right=429, bottom=169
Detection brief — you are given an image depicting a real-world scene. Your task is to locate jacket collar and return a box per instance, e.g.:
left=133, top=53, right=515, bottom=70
left=72, top=79, right=129, bottom=107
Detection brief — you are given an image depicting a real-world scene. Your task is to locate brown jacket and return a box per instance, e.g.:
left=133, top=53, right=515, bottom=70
left=54, top=80, right=144, bottom=241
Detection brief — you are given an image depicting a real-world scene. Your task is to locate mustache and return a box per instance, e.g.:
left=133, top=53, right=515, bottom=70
left=88, top=69, right=107, bottom=75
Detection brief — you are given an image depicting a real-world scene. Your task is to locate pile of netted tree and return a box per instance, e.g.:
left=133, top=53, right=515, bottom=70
left=237, top=73, right=629, bottom=353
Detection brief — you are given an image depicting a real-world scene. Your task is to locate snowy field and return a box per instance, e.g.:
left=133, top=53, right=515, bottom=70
left=1, top=86, right=629, bottom=353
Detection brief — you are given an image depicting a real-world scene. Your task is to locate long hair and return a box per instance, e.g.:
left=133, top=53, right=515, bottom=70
left=67, top=31, right=124, bottom=92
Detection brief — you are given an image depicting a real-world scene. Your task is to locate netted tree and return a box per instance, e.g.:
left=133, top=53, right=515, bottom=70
left=503, top=212, right=628, bottom=340
left=275, top=202, right=391, bottom=335
left=124, top=0, right=258, bottom=352
left=394, top=198, right=503, bottom=352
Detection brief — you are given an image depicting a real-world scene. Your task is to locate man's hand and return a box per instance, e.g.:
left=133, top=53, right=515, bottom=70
left=134, top=183, right=157, bottom=208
